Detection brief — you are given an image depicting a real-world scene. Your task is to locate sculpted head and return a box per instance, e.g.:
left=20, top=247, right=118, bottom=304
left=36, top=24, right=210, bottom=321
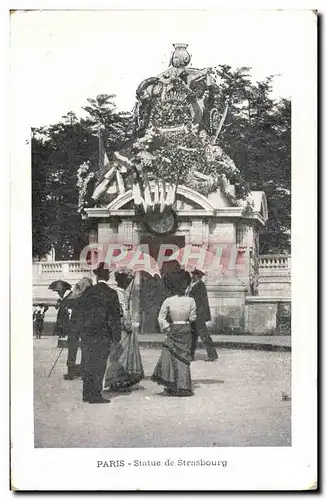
left=170, top=43, right=191, bottom=68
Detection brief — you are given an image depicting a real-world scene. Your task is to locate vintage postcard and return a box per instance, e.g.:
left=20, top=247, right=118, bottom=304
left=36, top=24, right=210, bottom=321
left=10, top=5, right=317, bottom=491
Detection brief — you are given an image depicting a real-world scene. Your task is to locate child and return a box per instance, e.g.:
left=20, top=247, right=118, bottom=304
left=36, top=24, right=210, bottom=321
left=33, top=304, right=48, bottom=339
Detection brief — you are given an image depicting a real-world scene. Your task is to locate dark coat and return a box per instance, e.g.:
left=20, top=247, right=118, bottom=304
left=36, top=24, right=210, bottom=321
left=53, top=294, right=71, bottom=337
left=78, top=282, right=122, bottom=344
left=188, top=280, right=211, bottom=323
left=64, top=292, right=86, bottom=341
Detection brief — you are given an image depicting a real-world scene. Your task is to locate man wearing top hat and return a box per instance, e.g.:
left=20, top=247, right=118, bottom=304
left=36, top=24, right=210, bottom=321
left=79, top=262, right=122, bottom=404
left=186, top=269, right=218, bottom=362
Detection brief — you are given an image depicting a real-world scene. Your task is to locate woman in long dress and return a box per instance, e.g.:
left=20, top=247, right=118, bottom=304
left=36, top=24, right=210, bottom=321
left=103, top=268, right=144, bottom=391
left=151, top=270, right=197, bottom=397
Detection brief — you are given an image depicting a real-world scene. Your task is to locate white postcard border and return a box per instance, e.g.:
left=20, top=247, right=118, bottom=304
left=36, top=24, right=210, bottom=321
left=9, top=6, right=317, bottom=491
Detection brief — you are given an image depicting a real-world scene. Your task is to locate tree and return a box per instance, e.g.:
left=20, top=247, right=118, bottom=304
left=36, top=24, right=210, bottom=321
left=32, top=74, right=291, bottom=259
left=32, top=132, right=54, bottom=258
left=214, top=67, right=291, bottom=253
left=32, top=97, right=134, bottom=260
left=82, top=94, right=133, bottom=152
left=32, top=115, right=99, bottom=260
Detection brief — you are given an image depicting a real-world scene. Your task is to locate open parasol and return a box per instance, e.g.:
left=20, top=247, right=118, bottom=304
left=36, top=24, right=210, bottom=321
left=48, top=280, right=72, bottom=295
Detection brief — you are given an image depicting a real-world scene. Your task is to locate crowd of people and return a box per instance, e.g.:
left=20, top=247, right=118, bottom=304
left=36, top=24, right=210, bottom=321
left=41, top=262, right=218, bottom=404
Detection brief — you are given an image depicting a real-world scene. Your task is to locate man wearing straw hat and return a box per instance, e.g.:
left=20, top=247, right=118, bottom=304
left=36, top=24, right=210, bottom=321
left=186, top=268, right=218, bottom=362
left=79, top=262, right=121, bottom=404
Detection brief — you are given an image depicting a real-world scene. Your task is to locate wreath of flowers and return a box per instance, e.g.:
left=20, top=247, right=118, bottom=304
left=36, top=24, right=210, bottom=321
left=87, top=88, right=252, bottom=215
left=149, top=99, right=194, bottom=129
left=185, top=174, right=216, bottom=196
left=126, top=124, right=252, bottom=212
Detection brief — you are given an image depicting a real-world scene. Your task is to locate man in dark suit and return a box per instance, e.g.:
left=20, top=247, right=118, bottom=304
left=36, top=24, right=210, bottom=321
left=186, top=269, right=218, bottom=362
left=79, top=262, right=122, bottom=404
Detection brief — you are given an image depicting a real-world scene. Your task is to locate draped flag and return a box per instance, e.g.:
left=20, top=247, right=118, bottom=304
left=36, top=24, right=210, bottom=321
left=98, top=127, right=110, bottom=173
left=92, top=128, right=127, bottom=200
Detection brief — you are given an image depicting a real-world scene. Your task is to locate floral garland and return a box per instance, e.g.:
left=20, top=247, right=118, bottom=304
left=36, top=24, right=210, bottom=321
left=185, top=173, right=217, bottom=196
left=90, top=99, right=252, bottom=213
left=149, top=99, right=194, bottom=129
left=124, top=125, right=253, bottom=212
left=129, top=127, right=249, bottom=206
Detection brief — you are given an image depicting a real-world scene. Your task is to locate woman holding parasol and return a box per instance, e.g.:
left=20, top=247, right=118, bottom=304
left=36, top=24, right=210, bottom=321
left=103, top=267, right=144, bottom=392
left=49, top=280, right=72, bottom=339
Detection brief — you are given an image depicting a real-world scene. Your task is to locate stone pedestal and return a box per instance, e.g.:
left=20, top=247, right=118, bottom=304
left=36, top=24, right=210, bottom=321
left=206, top=282, right=248, bottom=334
left=85, top=185, right=268, bottom=334
left=244, top=296, right=291, bottom=335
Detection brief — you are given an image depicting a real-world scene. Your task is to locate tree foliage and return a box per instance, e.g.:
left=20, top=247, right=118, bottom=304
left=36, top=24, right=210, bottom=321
left=213, top=66, right=291, bottom=253
left=32, top=68, right=291, bottom=260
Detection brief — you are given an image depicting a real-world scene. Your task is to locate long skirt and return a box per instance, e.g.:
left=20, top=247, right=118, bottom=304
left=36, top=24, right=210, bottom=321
left=103, top=331, right=144, bottom=391
left=151, top=324, right=193, bottom=396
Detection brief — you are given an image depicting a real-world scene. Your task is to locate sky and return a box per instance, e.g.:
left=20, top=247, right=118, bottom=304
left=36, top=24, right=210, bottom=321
left=10, top=9, right=308, bottom=127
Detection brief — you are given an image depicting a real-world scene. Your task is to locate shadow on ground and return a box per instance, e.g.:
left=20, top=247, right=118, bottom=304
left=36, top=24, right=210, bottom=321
left=103, top=384, right=147, bottom=399
left=192, top=378, right=224, bottom=387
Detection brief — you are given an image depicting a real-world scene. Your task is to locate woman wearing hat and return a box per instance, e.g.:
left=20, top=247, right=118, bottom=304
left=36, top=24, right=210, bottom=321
left=151, top=269, right=196, bottom=397
left=53, top=283, right=72, bottom=339
left=103, top=268, right=144, bottom=391
left=63, top=277, right=93, bottom=380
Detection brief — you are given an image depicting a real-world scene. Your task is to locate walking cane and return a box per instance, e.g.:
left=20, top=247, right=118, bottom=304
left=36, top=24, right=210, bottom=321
left=47, top=346, right=65, bottom=378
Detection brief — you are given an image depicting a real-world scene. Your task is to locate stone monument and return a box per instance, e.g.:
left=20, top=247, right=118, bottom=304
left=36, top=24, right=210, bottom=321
left=79, top=44, right=268, bottom=334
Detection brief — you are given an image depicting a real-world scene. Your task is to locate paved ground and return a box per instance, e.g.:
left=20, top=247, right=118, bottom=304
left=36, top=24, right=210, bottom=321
left=41, top=323, right=291, bottom=352
left=138, top=334, right=291, bottom=351
left=34, top=337, right=291, bottom=448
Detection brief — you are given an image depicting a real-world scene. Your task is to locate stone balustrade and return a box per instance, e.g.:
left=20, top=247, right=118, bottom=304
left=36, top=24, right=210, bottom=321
left=258, top=254, right=291, bottom=298
left=33, top=261, right=94, bottom=306
left=32, top=254, right=292, bottom=335
left=33, top=260, right=93, bottom=279
left=34, top=255, right=291, bottom=279
left=259, top=254, right=291, bottom=270
left=33, top=254, right=291, bottom=302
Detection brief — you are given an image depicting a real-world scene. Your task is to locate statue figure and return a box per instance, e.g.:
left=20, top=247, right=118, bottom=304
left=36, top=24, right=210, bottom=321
left=134, top=43, right=220, bottom=135
left=87, top=44, right=253, bottom=219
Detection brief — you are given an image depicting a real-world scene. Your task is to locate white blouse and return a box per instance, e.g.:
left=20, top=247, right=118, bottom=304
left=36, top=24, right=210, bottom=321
left=158, top=295, right=197, bottom=332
